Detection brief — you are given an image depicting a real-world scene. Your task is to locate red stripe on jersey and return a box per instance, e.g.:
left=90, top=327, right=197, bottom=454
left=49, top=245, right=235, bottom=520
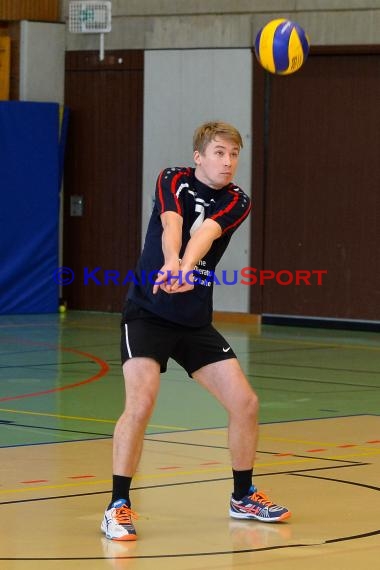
left=170, top=171, right=184, bottom=215
left=211, top=187, right=239, bottom=221
left=221, top=199, right=252, bottom=234
left=157, top=170, right=166, bottom=212
left=211, top=187, right=251, bottom=234
left=157, top=169, right=186, bottom=216
left=211, top=190, right=239, bottom=220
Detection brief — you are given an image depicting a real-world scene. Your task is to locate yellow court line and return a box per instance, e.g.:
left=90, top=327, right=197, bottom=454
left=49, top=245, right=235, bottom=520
left=0, top=408, right=114, bottom=423
left=0, top=407, right=187, bottom=431
left=1, top=452, right=379, bottom=496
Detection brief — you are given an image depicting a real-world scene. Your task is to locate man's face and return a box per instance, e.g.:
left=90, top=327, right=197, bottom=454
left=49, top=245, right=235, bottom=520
left=194, top=136, right=240, bottom=189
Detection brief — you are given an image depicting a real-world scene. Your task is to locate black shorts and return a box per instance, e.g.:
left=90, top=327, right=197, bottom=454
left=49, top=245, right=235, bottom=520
left=120, top=301, right=236, bottom=376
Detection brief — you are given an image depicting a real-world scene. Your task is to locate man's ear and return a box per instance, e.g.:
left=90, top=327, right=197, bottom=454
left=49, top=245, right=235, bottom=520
left=193, top=150, right=201, bottom=165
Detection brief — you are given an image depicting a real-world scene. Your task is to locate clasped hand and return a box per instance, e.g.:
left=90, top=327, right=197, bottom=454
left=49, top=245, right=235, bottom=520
left=152, top=261, right=195, bottom=295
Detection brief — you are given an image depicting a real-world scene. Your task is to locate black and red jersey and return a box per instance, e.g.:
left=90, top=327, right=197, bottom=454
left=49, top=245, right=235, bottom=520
left=127, top=167, right=251, bottom=327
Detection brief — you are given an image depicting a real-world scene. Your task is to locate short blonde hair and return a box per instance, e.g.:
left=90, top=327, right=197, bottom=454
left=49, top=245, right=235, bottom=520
left=193, top=121, right=243, bottom=154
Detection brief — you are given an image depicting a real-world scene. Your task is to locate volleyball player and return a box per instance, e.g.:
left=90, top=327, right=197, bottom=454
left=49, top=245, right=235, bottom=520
left=101, top=121, right=291, bottom=541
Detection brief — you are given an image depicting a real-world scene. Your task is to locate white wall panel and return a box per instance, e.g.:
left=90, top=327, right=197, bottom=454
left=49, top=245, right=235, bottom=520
left=19, top=21, right=65, bottom=104
left=143, top=49, right=252, bottom=312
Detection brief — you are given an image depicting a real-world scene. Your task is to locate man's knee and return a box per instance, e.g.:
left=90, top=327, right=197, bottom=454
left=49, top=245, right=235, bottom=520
left=245, top=391, right=259, bottom=418
left=124, top=392, right=157, bottom=423
left=223, top=386, right=258, bottom=419
left=231, top=389, right=259, bottom=420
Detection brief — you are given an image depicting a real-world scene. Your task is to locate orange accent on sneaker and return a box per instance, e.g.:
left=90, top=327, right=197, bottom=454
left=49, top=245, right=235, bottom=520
left=251, top=490, right=292, bottom=520
left=276, top=510, right=291, bottom=521
left=113, top=534, right=138, bottom=542
left=113, top=505, right=139, bottom=541
left=250, top=490, right=275, bottom=507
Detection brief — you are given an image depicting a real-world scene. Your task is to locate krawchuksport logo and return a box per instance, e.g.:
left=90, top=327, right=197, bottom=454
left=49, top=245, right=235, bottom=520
left=53, top=267, right=327, bottom=287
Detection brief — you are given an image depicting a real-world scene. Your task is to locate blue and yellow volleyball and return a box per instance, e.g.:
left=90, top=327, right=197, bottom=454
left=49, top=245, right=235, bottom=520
left=255, top=19, right=309, bottom=75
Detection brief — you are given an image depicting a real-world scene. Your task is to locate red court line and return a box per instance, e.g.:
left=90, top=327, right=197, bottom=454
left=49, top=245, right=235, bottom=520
left=21, top=479, right=48, bottom=484
left=0, top=345, right=110, bottom=402
left=67, top=474, right=96, bottom=479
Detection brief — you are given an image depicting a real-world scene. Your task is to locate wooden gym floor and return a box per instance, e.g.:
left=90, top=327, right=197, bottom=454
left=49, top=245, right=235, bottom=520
left=0, top=311, right=379, bottom=569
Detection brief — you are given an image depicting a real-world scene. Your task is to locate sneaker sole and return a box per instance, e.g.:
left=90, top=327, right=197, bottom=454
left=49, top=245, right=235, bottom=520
left=229, top=509, right=291, bottom=522
left=101, top=522, right=138, bottom=541
left=106, top=533, right=137, bottom=541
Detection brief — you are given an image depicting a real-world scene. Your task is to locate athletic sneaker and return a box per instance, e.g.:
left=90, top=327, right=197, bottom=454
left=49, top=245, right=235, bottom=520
left=101, top=499, right=138, bottom=541
left=230, top=486, right=291, bottom=522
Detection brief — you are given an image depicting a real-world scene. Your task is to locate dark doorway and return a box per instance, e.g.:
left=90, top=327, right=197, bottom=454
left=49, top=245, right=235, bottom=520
left=252, top=48, right=380, bottom=321
left=63, top=50, right=143, bottom=312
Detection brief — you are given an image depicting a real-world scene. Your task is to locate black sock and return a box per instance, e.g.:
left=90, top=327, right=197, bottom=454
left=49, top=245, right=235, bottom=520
left=109, top=475, right=132, bottom=507
left=232, top=468, right=253, bottom=500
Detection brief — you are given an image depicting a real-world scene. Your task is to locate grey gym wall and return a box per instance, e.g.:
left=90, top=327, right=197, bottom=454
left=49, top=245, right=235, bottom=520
left=143, top=49, right=252, bottom=313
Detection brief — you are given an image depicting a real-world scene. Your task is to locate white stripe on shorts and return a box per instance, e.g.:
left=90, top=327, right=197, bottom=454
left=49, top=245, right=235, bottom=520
left=124, top=323, right=132, bottom=358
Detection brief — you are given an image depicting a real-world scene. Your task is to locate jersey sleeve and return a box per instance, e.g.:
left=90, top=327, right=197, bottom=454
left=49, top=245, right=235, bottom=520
left=210, top=186, right=252, bottom=235
left=155, top=167, right=191, bottom=216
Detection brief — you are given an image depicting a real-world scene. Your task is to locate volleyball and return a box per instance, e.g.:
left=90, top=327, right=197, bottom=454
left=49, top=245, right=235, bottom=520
left=255, top=19, right=309, bottom=75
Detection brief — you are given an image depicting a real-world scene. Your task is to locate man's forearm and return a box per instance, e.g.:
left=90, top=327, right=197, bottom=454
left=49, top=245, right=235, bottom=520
left=162, top=226, right=181, bottom=263
left=181, top=219, right=222, bottom=269
left=160, top=212, right=183, bottom=263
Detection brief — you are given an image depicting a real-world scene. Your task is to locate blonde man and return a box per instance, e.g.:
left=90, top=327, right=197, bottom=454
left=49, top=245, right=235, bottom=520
left=101, top=121, right=290, bottom=541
